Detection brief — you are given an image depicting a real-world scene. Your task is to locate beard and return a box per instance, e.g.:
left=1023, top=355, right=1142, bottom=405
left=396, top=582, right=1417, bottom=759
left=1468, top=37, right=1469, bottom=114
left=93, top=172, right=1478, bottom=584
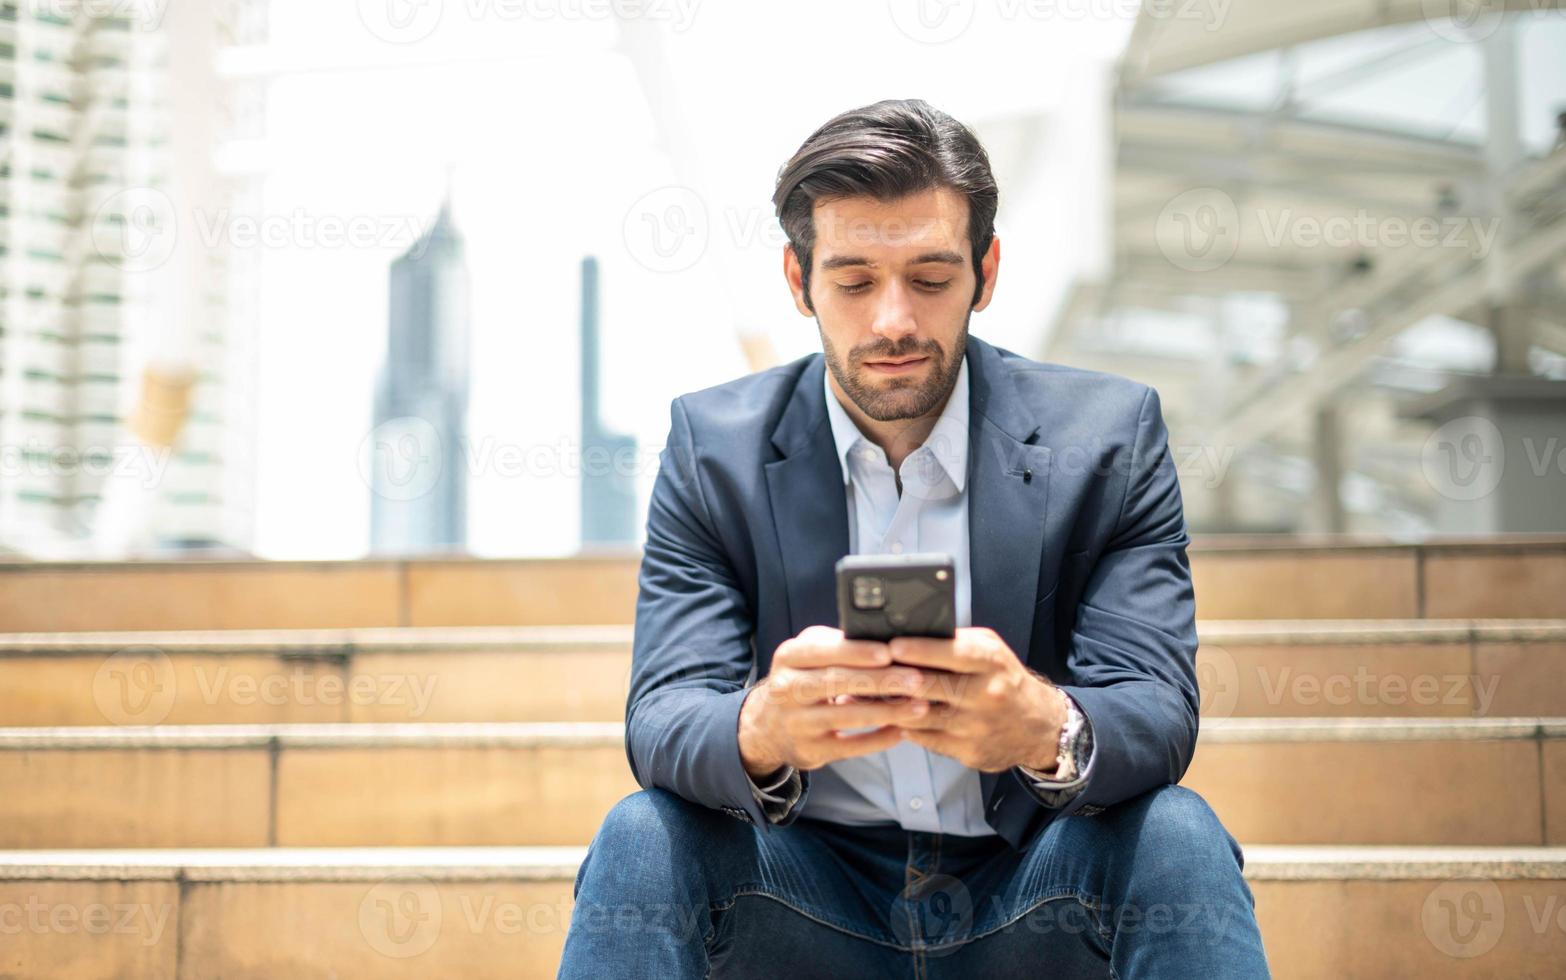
left=820, top=314, right=968, bottom=423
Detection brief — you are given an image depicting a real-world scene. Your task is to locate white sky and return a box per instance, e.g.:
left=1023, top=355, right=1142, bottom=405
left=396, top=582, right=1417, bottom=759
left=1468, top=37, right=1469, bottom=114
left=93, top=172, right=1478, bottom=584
left=242, top=1, right=1137, bottom=558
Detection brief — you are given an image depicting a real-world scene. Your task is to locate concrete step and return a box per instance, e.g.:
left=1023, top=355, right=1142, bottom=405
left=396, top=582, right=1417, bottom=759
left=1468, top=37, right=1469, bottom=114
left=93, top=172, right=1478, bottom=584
left=1, top=846, right=1563, bottom=979
left=3, top=537, right=1562, bottom=631
left=1198, top=619, right=1566, bottom=719
left=3, top=620, right=1562, bottom=727
left=0, top=718, right=1562, bottom=849
left=0, top=625, right=636, bottom=726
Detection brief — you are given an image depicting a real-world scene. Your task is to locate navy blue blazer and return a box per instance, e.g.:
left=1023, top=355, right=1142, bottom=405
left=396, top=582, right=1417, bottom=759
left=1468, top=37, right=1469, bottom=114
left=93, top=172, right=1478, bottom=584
left=625, top=333, right=1200, bottom=853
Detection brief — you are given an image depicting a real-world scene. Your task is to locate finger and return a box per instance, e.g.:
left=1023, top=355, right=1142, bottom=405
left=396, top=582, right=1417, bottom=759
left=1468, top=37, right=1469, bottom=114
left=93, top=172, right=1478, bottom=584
left=794, top=698, right=930, bottom=735
left=884, top=699, right=959, bottom=729
left=778, top=630, right=892, bottom=670
left=900, top=727, right=960, bottom=758
left=885, top=635, right=988, bottom=674
left=778, top=666, right=928, bottom=705
left=812, top=724, right=906, bottom=762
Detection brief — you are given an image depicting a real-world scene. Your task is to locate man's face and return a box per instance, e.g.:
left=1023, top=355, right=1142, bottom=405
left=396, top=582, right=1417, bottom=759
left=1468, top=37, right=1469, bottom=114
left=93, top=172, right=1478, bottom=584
left=786, top=186, right=998, bottom=423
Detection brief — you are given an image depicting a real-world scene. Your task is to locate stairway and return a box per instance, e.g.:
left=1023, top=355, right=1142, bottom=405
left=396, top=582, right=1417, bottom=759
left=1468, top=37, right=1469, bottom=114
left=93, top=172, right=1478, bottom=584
left=2, top=538, right=1563, bottom=977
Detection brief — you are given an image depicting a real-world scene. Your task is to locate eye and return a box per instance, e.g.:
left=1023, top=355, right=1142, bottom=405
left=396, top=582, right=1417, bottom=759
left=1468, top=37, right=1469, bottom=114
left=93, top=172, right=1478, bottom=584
left=915, top=279, right=952, bottom=291
left=836, top=281, right=872, bottom=294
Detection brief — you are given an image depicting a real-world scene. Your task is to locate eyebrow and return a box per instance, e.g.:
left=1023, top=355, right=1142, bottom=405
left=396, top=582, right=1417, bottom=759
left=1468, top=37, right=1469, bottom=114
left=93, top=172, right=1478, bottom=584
left=818, top=250, right=966, bottom=271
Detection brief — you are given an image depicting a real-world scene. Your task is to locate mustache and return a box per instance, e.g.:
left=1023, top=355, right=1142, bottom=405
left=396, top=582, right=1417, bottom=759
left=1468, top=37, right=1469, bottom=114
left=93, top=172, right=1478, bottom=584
left=854, top=343, right=939, bottom=363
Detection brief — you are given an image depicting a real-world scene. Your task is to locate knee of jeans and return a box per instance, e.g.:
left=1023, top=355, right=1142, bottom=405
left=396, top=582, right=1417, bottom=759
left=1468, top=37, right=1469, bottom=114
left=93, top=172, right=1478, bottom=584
left=589, top=788, right=721, bottom=868
left=577, top=788, right=719, bottom=900
left=1099, top=785, right=1241, bottom=873
left=1140, top=782, right=1234, bottom=864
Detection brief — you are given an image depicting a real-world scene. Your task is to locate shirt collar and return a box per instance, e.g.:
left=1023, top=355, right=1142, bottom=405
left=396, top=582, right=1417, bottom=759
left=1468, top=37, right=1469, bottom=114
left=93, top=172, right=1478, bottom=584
left=822, top=350, right=969, bottom=494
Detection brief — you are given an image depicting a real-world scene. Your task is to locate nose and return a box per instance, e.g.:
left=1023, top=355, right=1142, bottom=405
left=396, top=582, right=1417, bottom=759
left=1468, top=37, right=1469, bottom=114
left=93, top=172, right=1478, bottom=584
left=867, top=277, right=919, bottom=346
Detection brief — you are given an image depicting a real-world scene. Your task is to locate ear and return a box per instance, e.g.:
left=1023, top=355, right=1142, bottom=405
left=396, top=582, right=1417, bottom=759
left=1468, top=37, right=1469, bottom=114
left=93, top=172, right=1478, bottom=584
left=783, top=245, right=814, bottom=316
left=971, top=235, right=1000, bottom=312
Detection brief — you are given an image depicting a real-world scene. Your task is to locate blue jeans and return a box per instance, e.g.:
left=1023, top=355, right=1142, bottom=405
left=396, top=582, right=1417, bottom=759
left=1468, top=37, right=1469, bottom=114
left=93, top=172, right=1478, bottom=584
left=559, top=783, right=1269, bottom=978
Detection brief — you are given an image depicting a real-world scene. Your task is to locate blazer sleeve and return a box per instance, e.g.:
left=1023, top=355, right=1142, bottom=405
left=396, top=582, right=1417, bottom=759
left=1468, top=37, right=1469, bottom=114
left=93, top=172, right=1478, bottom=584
left=1048, top=384, right=1202, bottom=819
left=623, top=396, right=804, bottom=831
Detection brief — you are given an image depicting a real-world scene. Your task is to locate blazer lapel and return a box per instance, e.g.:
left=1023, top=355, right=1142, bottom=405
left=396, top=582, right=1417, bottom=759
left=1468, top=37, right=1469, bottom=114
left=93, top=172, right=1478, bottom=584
left=965, top=337, right=1052, bottom=806
left=764, top=356, right=850, bottom=638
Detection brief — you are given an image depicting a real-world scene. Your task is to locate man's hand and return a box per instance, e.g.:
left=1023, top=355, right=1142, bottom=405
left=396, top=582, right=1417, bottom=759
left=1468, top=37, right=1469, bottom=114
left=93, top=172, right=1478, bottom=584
left=886, top=626, right=1068, bottom=773
left=738, top=625, right=935, bottom=779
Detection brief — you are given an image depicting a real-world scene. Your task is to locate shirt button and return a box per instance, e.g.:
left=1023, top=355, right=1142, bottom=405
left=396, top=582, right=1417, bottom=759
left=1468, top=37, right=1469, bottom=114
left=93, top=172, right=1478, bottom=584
left=909, top=797, right=923, bottom=810
left=889, top=541, right=903, bottom=554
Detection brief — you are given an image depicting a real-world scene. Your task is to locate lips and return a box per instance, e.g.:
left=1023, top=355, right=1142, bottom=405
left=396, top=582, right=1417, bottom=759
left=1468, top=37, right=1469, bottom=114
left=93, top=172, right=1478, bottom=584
left=865, top=356, right=929, bottom=374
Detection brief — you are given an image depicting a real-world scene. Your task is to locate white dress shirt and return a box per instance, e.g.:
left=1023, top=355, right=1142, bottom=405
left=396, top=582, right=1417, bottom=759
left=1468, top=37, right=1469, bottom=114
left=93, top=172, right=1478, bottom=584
left=746, top=350, right=1094, bottom=834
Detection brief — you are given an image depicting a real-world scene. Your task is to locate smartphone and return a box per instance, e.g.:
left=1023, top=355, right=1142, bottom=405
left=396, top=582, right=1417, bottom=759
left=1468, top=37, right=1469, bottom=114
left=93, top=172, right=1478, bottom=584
left=836, top=552, right=957, bottom=642
left=833, top=553, right=957, bottom=729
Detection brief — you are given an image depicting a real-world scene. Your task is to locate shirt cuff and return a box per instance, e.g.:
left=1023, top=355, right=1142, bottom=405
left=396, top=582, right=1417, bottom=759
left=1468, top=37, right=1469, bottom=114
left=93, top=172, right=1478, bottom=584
left=746, top=763, right=804, bottom=822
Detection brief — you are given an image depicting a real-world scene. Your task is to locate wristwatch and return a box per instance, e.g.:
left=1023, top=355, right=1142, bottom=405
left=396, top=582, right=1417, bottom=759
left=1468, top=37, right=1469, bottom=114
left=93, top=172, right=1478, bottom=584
left=1018, top=691, right=1086, bottom=784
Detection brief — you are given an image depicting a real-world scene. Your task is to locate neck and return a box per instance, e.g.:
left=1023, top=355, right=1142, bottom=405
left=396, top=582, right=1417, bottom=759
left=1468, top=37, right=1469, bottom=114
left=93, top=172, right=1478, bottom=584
left=827, top=369, right=951, bottom=476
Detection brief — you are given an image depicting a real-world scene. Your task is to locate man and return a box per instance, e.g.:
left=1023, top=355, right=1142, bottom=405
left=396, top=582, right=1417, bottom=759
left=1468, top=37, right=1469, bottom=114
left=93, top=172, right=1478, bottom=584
left=559, top=99, right=1269, bottom=978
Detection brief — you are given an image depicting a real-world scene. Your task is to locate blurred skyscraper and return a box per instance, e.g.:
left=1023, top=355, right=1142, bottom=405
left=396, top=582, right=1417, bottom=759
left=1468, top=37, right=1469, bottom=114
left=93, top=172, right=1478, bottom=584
left=578, top=256, right=636, bottom=547
left=369, top=196, right=471, bottom=554
left=0, top=2, right=264, bottom=557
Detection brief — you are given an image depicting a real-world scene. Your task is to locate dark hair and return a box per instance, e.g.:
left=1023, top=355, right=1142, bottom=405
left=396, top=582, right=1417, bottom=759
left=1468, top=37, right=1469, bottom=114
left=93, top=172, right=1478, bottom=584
left=771, top=99, right=999, bottom=313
